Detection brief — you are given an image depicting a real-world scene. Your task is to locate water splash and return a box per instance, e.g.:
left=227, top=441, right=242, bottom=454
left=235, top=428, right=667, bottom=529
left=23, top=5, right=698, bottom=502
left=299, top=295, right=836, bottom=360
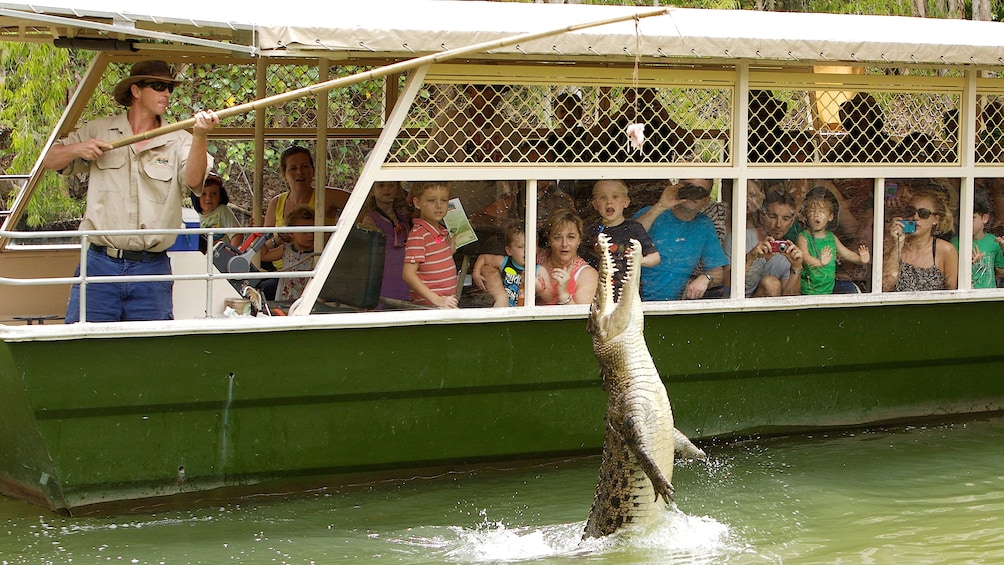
left=387, top=507, right=748, bottom=563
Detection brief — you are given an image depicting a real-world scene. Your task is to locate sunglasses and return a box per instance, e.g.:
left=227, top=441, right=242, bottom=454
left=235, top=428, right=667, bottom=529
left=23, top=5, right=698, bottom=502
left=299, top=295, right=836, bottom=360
left=904, top=207, right=938, bottom=219
left=140, top=81, right=175, bottom=94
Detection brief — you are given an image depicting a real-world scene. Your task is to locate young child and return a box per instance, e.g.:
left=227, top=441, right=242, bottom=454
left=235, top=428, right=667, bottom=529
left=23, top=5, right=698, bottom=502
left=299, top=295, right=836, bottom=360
left=951, top=189, right=1004, bottom=288
left=403, top=181, right=459, bottom=308
left=191, top=173, right=242, bottom=247
left=473, top=225, right=526, bottom=307
left=582, top=179, right=660, bottom=273
left=796, top=193, right=870, bottom=294
left=261, top=205, right=316, bottom=301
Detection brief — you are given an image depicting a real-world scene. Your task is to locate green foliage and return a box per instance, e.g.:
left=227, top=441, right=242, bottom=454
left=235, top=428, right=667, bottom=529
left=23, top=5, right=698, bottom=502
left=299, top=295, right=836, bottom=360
left=1, top=43, right=90, bottom=226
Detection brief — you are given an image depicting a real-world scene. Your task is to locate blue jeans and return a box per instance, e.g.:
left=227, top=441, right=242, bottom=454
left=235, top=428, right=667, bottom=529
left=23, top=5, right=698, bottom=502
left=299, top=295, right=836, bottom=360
left=65, top=249, right=174, bottom=323
left=832, top=279, right=862, bottom=294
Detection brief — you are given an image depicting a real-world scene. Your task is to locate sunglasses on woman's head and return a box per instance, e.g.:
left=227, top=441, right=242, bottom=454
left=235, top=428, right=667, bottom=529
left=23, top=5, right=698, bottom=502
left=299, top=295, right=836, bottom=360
left=903, top=207, right=936, bottom=219
left=140, top=81, right=174, bottom=93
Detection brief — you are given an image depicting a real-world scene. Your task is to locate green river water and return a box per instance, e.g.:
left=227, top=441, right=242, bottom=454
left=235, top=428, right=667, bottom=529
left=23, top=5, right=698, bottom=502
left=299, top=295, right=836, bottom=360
left=2, top=414, right=1002, bottom=564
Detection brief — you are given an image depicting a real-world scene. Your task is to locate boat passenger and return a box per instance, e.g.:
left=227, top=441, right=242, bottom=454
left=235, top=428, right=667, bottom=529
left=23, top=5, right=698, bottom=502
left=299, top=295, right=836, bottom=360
left=940, top=108, right=960, bottom=162
left=951, top=187, right=1004, bottom=289
left=982, top=178, right=1004, bottom=238
left=724, top=190, right=804, bottom=298
left=825, top=93, right=895, bottom=162
left=191, top=172, right=243, bottom=248
left=599, top=87, right=688, bottom=163
left=473, top=224, right=526, bottom=307
left=358, top=181, right=412, bottom=302
left=535, top=208, right=598, bottom=306
left=633, top=180, right=727, bottom=300
left=262, top=145, right=350, bottom=267
left=547, top=91, right=588, bottom=162
left=461, top=84, right=516, bottom=163
left=581, top=180, right=660, bottom=275
left=796, top=190, right=871, bottom=295
left=883, top=186, right=959, bottom=292
left=40, top=60, right=220, bottom=323
left=260, top=205, right=317, bottom=302
left=977, top=100, right=1004, bottom=163
left=896, top=132, right=939, bottom=163
left=403, top=181, right=459, bottom=308
left=747, top=90, right=811, bottom=163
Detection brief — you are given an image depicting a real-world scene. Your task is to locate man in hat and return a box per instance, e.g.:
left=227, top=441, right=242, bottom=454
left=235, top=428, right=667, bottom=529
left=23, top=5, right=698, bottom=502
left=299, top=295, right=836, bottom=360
left=634, top=178, right=730, bottom=300
left=42, top=59, right=220, bottom=323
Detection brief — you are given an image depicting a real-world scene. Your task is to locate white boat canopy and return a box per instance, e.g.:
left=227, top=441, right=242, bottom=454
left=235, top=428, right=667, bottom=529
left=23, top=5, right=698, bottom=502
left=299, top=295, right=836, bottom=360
left=1, top=0, right=1003, bottom=67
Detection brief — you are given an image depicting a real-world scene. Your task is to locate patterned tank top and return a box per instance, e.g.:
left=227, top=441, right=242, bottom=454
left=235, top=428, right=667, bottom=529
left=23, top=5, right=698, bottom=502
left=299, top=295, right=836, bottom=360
left=895, top=239, right=946, bottom=291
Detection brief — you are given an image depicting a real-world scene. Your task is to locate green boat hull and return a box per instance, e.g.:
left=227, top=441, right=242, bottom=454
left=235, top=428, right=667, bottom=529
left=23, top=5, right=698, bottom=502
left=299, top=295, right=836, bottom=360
left=2, top=300, right=1003, bottom=514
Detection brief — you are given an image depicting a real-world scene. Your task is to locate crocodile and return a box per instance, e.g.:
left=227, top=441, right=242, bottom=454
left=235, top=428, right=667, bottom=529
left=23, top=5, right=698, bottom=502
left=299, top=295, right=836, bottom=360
left=582, top=233, right=704, bottom=539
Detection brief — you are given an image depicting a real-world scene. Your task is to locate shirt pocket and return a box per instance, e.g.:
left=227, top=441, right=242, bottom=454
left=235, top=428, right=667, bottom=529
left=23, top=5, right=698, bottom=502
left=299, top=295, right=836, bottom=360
left=93, top=149, right=126, bottom=178
left=140, top=150, right=178, bottom=205
left=86, top=149, right=127, bottom=192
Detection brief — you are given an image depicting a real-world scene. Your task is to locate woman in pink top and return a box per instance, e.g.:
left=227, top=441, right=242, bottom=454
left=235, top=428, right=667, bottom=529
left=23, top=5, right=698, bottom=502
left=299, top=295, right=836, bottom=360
left=536, top=208, right=598, bottom=305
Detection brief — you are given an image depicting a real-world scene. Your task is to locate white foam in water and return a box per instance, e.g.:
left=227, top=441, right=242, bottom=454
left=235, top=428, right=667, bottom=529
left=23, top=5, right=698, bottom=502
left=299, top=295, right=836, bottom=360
left=443, top=520, right=584, bottom=561
left=390, top=506, right=746, bottom=563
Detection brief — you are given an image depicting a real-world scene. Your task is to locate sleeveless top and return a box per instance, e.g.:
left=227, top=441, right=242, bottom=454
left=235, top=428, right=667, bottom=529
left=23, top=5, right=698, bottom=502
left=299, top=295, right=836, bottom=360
left=895, top=238, right=946, bottom=291
left=537, top=254, right=589, bottom=305
left=499, top=256, right=525, bottom=307
left=274, top=191, right=315, bottom=228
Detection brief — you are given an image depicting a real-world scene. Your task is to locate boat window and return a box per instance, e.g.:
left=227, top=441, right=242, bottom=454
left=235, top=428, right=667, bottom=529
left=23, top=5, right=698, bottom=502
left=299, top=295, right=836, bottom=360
left=749, top=82, right=959, bottom=164
left=881, top=178, right=961, bottom=292
left=388, top=83, right=731, bottom=165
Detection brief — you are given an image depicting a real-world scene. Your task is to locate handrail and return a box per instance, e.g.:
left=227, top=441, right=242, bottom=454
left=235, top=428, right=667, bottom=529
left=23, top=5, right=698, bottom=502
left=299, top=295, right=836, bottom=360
left=0, top=224, right=339, bottom=321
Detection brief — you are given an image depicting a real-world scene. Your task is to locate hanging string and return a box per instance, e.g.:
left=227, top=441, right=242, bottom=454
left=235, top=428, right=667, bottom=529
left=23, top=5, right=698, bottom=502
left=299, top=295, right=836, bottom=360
left=626, top=15, right=646, bottom=152
left=633, top=15, right=640, bottom=116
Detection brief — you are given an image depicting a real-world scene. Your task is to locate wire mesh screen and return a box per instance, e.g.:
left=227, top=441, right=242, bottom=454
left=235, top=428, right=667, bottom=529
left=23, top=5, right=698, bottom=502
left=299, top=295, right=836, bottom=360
left=386, top=84, right=732, bottom=165
left=748, top=87, right=959, bottom=164
left=977, top=94, right=1004, bottom=164
left=261, top=64, right=384, bottom=130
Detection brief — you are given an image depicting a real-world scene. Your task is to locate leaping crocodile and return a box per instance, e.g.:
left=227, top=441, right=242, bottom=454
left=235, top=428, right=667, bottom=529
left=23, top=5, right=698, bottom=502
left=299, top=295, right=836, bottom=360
left=582, top=234, right=704, bottom=539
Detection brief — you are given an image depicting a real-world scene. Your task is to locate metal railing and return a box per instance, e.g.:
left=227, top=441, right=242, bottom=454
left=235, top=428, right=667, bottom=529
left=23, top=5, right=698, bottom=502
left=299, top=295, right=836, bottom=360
left=0, top=224, right=338, bottom=322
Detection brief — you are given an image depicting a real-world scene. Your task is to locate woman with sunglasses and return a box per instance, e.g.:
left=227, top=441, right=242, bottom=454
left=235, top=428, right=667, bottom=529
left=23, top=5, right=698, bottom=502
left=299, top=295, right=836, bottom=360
left=883, top=186, right=958, bottom=292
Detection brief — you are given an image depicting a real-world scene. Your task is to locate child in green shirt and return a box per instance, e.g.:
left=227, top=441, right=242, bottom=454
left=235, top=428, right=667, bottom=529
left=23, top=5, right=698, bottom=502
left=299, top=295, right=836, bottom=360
left=951, top=188, right=1004, bottom=288
left=796, top=191, right=871, bottom=294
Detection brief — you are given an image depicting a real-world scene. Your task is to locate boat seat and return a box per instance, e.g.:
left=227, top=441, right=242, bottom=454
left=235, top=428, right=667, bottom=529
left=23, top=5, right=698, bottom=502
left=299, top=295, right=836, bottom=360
left=275, top=226, right=438, bottom=313
left=316, top=226, right=386, bottom=310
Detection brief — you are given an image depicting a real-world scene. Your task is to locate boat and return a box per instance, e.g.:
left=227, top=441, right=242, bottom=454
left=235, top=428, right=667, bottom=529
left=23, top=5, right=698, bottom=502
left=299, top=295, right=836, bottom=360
left=2, top=0, right=1004, bottom=514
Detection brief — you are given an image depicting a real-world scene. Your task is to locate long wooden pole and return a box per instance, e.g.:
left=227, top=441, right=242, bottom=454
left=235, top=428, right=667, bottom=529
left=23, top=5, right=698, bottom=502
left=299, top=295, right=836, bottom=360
left=109, top=8, right=668, bottom=149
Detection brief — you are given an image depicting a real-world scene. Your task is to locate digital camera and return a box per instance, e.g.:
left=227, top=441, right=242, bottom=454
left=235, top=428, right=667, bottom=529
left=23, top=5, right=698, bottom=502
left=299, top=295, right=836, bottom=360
left=677, top=183, right=708, bottom=200
left=769, top=240, right=789, bottom=253
left=901, top=220, right=917, bottom=234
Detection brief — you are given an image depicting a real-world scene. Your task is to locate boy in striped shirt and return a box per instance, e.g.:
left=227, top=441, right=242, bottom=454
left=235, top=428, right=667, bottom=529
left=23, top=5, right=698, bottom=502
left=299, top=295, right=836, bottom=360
left=403, top=182, right=459, bottom=308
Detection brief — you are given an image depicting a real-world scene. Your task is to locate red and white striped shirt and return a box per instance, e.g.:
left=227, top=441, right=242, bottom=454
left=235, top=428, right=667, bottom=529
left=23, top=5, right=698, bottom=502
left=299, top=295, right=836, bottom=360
left=404, top=219, right=457, bottom=306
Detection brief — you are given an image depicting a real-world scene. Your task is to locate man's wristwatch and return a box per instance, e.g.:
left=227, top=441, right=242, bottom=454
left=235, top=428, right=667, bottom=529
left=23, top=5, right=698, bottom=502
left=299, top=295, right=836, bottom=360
left=703, top=272, right=713, bottom=282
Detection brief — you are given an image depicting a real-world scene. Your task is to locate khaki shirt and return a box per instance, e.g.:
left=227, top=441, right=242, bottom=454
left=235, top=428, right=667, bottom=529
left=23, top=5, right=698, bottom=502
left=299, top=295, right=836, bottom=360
left=60, top=113, right=211, bottom=252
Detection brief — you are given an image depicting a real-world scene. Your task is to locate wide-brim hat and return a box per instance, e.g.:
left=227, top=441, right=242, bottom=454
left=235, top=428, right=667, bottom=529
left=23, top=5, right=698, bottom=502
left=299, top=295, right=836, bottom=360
left=112, top=60, right=181, bottom=106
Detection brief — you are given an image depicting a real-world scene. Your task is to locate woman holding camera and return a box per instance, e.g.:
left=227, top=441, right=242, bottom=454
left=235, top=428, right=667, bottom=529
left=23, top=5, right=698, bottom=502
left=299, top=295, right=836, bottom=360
left=882, top=186, right=958, bottom=292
